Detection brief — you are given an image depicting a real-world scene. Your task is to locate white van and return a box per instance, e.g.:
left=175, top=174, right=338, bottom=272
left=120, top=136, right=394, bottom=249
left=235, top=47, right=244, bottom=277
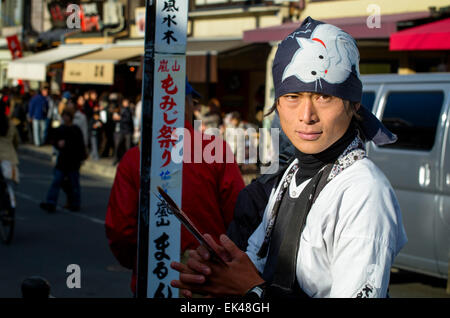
left=361, top=73, right=450, bottom=281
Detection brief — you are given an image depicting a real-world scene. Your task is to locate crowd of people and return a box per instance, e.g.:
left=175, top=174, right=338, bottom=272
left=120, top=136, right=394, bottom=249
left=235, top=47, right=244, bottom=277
left=193, top=97, right=262, bottom=165
left=1, top=84, right=145, bottom=213
left=0, top=85, right=141, bottom=166
left=1, top=82, right=267, bottom=168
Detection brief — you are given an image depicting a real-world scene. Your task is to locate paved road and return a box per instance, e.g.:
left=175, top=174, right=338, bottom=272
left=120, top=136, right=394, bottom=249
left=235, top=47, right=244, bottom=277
left=0, top=152, right=132, bottom=298
left=1, top=151, right=448, bottom=298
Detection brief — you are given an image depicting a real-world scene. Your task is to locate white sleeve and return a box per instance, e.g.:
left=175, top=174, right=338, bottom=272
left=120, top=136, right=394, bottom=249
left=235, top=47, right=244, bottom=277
left=330, top=236, right=394, bottom=298
left=329, top=180, right=404, bottom=298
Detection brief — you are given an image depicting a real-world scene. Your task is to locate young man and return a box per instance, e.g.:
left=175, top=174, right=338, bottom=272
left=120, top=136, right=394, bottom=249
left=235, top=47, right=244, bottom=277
left=170, top=17, right=407, bottom=298
left=40, top=109, right=86, bottom=212
left=28, top=85, right=49, bottom=146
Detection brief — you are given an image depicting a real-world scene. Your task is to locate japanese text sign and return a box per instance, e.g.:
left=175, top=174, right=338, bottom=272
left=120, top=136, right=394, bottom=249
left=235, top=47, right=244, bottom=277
left=147, top=54, right=185, bottom=298
left=155, top=0, right=188, bottom=54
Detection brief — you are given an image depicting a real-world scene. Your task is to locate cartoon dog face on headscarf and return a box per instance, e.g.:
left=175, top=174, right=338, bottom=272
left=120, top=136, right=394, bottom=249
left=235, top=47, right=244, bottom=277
left=282, top=37, right=330, bottom=83
left=281, top=23, right=360, bottom=85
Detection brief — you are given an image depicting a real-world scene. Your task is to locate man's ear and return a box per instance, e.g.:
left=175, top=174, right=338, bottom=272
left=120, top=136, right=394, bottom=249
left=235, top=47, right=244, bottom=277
left=355, top=102, right=361, bottom=111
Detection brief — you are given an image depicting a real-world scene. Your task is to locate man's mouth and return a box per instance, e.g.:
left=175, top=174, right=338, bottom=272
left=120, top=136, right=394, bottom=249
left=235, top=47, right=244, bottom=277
left=296, top=130, right=322, bottom=141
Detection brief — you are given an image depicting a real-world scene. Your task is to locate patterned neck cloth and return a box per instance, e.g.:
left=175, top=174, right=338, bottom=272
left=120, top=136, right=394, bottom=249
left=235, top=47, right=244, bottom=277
left=257, top=134, right=366, bottom=259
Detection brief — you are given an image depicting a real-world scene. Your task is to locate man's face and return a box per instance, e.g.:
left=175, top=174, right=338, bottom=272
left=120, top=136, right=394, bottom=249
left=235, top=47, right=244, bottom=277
left=230, top=118, right=239, bottom=127
left=62, top=113, right=72, bottom=125
left=277, top=92, right=353, bottom=154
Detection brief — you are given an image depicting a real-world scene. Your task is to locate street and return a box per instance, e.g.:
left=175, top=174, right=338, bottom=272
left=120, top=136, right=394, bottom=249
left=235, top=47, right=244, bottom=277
left=0, top=151, right=449, bottom=298
left=0, top=151, right=131, bottom=298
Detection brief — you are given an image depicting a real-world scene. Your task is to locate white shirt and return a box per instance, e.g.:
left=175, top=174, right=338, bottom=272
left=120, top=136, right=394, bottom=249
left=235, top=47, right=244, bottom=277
left=246, top=157, right=408, bottom=298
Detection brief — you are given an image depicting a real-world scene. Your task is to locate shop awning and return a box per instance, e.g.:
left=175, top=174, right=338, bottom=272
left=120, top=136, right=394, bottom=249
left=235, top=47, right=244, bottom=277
left=389, top=17, right=450, bottom=51
left=7, top=44, right=102, bottom=81
left=243, top=12, right=431, bottom=43
left=63, top=46, right=144, bottom=85
left=130, top=38, right=247, bottom=83
left=186, top=38, right=245, bottom=55
left=186, top=38, right=246, bottom=83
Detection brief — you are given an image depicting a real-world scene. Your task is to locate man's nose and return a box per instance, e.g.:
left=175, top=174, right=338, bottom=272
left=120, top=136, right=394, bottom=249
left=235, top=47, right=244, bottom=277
left=298, top=97, right=317, bottom=124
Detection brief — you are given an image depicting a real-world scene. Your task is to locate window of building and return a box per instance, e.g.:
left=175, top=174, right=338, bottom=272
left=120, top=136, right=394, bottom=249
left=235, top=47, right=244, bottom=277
left=1, top=0, right=23, bottom=27
left=380, top=91, right=444, bottom=151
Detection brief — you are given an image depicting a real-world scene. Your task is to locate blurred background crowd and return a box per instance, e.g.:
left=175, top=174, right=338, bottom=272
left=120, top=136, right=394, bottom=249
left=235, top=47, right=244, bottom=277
left=0, top=84, right=264, bottom=166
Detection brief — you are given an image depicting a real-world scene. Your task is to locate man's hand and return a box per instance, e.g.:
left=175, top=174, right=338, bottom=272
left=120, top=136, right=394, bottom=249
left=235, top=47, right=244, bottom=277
left=170, top=234, right=264, bottom=297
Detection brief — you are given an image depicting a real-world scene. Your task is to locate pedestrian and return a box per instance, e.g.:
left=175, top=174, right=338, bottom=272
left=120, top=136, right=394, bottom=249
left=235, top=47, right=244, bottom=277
left=224, top=111, right=258, bottom=164
left=44, top=92, right=60, bottom=140
left=202, top=97, right=223, bottom=131
left=10, top=90, right=29, bottom=143
left=100, top=93, right=118, bottom=158
left=40, top=108, right=86, bottom=213
left=133, top=94, right=142, bottom=145
left=105, top=82, right=245, bottom=295
left=112, top=97, right=134, bottom=165
left=58, top=91, right=71, bottom=120
left=69, top=97, right=89, bottom=150
left=85, top=90, right=98, bottom=122
left=85, top=90, right=98, bottom=151
left=28, top=85, right=49, bottom=146
left=0, top=103, right=20, bottom=188
left=89, top=108, right=103, bottom=161
left=170, top=17, right=408, bottom=298
left=82, top=90, right=91, bottom=118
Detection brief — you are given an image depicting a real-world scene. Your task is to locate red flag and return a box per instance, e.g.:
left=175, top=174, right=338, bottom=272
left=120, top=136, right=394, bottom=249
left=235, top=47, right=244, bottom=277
left=6, top=35, right=23, bottom=60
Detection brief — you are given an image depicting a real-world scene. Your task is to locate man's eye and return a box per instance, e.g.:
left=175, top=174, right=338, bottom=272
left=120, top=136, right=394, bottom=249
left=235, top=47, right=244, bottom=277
left=317, top=95, right=331, bottom=101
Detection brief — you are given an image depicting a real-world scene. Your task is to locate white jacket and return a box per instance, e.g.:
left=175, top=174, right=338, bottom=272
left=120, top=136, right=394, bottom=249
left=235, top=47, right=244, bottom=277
left=246, top=157, right=408, bottom=298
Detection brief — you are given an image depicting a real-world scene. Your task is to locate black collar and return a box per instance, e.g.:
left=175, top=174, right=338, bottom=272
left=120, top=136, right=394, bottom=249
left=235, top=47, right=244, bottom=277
left=295, top=120, right=357, bottom=185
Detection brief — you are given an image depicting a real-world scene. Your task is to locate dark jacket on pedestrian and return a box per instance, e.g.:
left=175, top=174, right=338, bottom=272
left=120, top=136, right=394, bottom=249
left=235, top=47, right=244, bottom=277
left=89, top=116, right=103, bottom=137
left=227, top=178, right=275, bottom=251
left=119, top=107, right=134, bottom=134
left=28, top=93, right=48, bottom=120
left=52, top=124, right=86, bottom=172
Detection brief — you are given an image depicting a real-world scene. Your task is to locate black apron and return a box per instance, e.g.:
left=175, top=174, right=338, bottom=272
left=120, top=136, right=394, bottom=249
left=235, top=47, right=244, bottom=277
left=261, top=164, right=333, bottom=298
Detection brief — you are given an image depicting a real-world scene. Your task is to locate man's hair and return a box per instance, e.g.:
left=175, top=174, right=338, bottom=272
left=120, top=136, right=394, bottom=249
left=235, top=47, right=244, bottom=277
left=264, top=97, right=363, bottom=122
left=61, top=108, right=74, bottom=121
left=230, top=111, right=241, bottom=121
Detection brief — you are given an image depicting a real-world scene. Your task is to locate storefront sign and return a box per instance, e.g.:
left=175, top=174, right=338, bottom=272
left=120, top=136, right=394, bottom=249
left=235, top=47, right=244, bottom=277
left=63, top=61, right=114, bottom=84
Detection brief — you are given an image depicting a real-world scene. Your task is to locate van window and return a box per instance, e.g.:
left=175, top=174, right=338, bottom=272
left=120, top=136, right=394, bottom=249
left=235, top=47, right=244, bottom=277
left=361, top=91, right=376, bottom=113
left=380, top=91, right=444, bottom=151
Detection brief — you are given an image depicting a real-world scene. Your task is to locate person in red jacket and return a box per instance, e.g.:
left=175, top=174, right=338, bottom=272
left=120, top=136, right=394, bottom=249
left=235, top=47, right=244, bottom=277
left=105, top=83, right=245, bottom=294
